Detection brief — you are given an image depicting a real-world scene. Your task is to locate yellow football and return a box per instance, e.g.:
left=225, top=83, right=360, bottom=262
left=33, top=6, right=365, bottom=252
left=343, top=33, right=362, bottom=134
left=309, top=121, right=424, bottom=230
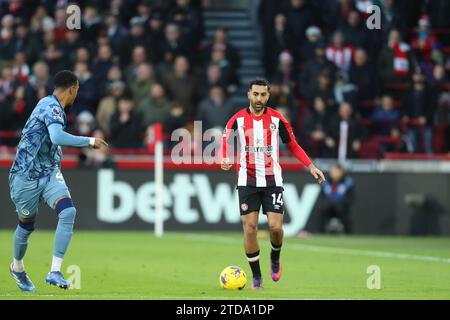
left=219, top=266, right=247, bottom=290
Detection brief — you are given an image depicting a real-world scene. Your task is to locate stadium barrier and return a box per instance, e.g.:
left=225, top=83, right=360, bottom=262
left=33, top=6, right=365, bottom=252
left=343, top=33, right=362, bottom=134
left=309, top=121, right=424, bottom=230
left=1, top=168, right=449, bottom=236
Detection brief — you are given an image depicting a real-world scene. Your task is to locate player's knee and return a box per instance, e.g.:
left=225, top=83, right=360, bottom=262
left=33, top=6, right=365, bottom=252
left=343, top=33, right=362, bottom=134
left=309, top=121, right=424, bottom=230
left=18, top=220, right=35, bottom=232
left=269, top=224, right=283, bottom=234
left=55, top=198, right=77, bottom=226
left=243, top=222, right=258, bottom=237
left=59, top=206, right=77, bottom=224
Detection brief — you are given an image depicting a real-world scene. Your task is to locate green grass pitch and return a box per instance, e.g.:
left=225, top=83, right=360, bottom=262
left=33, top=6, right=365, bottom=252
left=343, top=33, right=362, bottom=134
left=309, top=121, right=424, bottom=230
left=0, top=230, right=449, bottom=300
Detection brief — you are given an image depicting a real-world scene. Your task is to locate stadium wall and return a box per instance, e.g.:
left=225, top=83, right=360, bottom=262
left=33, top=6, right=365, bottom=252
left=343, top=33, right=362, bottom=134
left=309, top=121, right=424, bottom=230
left=0, top=168, right=449, bottom=236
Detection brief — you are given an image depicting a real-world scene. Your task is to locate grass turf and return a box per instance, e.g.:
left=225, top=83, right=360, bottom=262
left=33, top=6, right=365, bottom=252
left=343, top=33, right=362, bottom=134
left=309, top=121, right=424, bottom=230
left=0, top=230, right=449, bottom=300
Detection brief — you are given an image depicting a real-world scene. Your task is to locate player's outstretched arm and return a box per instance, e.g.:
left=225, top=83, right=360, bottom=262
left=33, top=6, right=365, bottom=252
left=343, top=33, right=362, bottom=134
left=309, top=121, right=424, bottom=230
left=48, top=123, right=108, bottom=149
left=277, top=110, right=325, bottom=184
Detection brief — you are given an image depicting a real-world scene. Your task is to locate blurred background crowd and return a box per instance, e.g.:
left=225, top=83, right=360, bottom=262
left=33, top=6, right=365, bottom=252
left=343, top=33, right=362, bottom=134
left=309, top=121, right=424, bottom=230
left=0, top=0, right=449, bottom=162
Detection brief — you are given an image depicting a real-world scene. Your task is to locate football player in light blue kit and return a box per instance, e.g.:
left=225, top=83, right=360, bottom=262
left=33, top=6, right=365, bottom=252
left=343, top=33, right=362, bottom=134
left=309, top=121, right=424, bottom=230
left=9, top=70, right=108, bottom=291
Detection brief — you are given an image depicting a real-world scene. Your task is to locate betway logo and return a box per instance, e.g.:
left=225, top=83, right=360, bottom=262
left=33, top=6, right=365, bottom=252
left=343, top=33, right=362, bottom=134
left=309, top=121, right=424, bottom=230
left=97, top=170, right=321, bottom=237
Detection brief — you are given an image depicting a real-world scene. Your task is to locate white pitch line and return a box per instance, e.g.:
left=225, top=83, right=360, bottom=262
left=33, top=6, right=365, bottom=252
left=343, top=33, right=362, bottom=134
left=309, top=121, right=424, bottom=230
left=179, top=233, right=450, bottom=264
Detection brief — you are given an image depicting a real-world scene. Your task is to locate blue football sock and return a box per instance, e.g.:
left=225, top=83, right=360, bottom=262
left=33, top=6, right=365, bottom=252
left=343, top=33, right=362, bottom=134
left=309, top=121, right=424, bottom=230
left=54, top=207, right=77, bottom=258
left=14, top=223, right=34, bottom=261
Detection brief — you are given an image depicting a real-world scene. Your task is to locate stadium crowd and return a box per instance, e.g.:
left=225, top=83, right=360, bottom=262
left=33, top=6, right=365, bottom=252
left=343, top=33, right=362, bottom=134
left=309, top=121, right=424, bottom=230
left=0, top=0, right=449, bottom=162
left=260, top=0, right=450, bottom=159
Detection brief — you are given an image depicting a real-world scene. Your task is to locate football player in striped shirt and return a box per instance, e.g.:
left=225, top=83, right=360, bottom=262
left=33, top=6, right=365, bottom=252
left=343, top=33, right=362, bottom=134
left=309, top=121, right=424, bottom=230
left=220, top=78, right=325, bottom=290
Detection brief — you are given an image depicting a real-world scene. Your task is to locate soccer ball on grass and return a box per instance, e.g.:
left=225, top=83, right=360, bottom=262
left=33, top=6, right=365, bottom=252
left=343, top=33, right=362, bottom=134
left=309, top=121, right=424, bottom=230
left=219, top=266, right=247, bottom=290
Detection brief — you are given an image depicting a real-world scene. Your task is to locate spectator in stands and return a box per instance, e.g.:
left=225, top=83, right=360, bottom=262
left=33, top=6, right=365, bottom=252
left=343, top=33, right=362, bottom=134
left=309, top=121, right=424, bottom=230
left=160, top=23, right=192, bottom=65
left=325, top=31, right=354, bottom=74
left=75, top=47, right=91, bottom=66
left=371, top=94, right=401, bottom=136
left=203, top=27, right=240, bottom=75
left=74, top=111, right=96, bottom=137
left=340, top=10, right=367, bottom=49
left=321, top=0, right=355, bottom=32
left=163, top=55, right=197, bottom=116
left=197, top=85, right=235, bottom=131
left=378, top=29, right=412, bottom=85
left=334, top=71, right=358, bottom=107
left=349, top=48, right=379, bottom=103
left=24, top=61, right=52, bottom=111
left=198, top=63, right=228, bottom=98
left=431, top=64, right=448, bottom=86
left=299, top=25, right=322, bottom=63
left=324, top=101, right=364, bottom=160
left=381, top=125, right=413, bottom=154
left=145, top=11, right=165, bottom=65
left=411, top=15, right=443, bottom=78
left=97, top=80, right=126, bottom=134
left=267, top=81, right=296, bottom=112
left=272, top=51, right=297, bottom=95
left=380, top=0, right=407, bottom=40
left=92, top=44, right=114, bottom=89
left=168, top=0, right=204, bottom=47
left=285, top=0, right=317, bottom=44
left=0, top=14, right=17, bottom=63
left=81, top=4, right=102, bottom=43
left=13, top=20, right=42, bottom=67
left=12, top=51, right=30, bottom=85
left=10, top=84, right=27, bottom=130
left=109, top=95, right=144, bottom=149
left=134, top=1, right=152, bottom=24
left=300, top=40, right=337, bottom=99
left=43, top=43, right=66, bottom=77
left=402, top=72, right=437, bottom=154
left=264, top=13, right=294, bottom=77
left=53, top=7, right=68, bottom=43
left=130, top=62, right=155, bottom=108
left=72, top=61, right=98, bottom=115
left=124, top=46, right=148, bottom=85
left=209, top=46, right=239, bottom=89
left=104, top=13, right=129, bottom=55
left=137, top=83, right=179, bottom=128
left=0, top=64, right=19, bottom=130
left=31, top=5, right=54, bottom=34
left=318, top=163, right=355, bottom=234
left=118, top=17, right=147, bottom=66
left=302, top=96, right=333, bottom=157
left=60, top=30, right=84, bottom=70
left=310, top=71, right=336, bottom=111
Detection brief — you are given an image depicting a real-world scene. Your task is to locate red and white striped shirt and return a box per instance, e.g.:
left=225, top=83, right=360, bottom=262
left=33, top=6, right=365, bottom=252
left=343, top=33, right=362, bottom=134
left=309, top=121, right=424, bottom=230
left=325, top=45, right=354, bottom=72
left=221, top=107, right=312, bottom=187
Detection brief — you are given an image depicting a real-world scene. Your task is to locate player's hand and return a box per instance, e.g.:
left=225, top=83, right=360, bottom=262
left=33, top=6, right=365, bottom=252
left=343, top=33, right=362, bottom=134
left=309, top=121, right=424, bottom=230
left=221, top=157, right=232, bottom=171
left=93, top=138, right=109, bottom=150
left=309, top=164, right=326, bottom=184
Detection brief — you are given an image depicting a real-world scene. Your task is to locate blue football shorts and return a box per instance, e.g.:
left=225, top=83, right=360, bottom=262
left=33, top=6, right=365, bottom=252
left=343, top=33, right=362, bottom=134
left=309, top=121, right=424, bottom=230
left=9, top=169, right=71, bottom=219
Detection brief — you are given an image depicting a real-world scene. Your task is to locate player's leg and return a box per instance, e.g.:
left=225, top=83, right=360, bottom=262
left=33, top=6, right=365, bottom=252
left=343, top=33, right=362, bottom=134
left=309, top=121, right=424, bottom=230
left=266, top=212, right=283, bottom=281
left=8, top=173, right=40, bottom=292
left=241, top=212, right=262, bottom=289
left=263, top=187, right=285, bottom=282
left=238, top=187, right=263, bottom=289
left=42, top=170, right=76, bottom=289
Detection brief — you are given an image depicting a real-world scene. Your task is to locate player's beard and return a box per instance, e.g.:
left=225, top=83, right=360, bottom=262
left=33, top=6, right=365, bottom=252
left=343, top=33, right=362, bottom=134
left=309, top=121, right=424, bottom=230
left=251, top=100, right=265, bottom=113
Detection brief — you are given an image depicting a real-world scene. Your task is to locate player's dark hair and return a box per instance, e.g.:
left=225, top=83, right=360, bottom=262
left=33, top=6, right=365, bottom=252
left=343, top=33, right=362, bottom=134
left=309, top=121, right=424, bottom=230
left=54, top=70, right=78, bottom=89
left=248, top=78, right=270, bottom=91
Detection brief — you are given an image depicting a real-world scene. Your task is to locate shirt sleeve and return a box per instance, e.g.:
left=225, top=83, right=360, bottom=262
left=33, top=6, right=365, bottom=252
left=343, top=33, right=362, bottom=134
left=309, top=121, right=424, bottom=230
left=48, top=123, right=91, bottom=148
left=277, top=112, right=312, bottom=167
left=219, top=114, right=238, bottom=160
left=43, top=104, right=65, bottom=128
